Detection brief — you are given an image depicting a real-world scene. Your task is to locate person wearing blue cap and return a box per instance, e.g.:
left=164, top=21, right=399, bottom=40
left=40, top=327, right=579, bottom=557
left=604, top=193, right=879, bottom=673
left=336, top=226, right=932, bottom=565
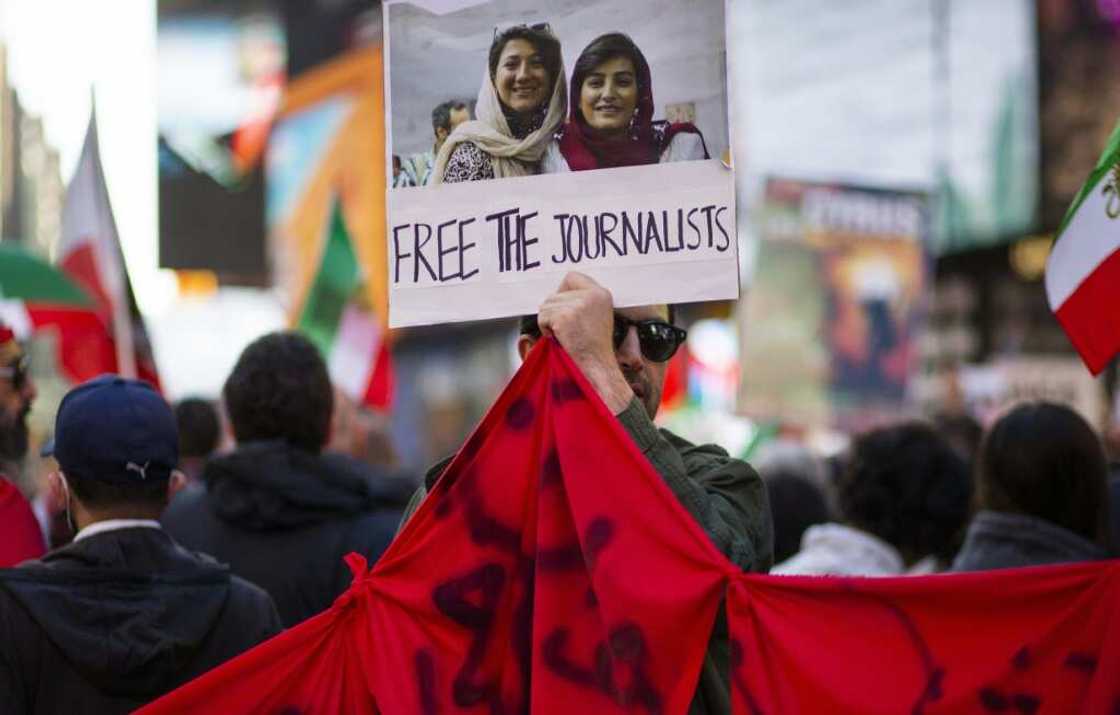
left=0, top=375, right=282, bottom=714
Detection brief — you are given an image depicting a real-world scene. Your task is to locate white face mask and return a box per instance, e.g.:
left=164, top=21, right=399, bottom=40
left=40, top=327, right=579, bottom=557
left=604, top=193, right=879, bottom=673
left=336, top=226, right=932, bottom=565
left=58, top=472, right=76, bottom=536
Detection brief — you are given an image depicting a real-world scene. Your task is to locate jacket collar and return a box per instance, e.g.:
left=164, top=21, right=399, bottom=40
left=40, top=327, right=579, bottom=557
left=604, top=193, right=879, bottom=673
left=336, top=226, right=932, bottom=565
left=801, top=523, right=904, bottom=574
left=959, top=510, right=1108, bottom=564
left=74, top=519, right=161, bottom=543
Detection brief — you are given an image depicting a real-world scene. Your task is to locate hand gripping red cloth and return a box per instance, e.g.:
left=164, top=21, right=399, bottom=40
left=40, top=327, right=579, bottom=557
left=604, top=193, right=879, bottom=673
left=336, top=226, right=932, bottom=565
left=138, top=339, right=1120, bottom=714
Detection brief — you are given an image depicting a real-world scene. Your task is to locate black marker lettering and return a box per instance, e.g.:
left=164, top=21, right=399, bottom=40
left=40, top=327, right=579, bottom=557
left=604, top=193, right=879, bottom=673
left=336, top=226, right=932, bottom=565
left=714, top=206, right=731, bottom=252
left=392, top=224, right=411, bottom=283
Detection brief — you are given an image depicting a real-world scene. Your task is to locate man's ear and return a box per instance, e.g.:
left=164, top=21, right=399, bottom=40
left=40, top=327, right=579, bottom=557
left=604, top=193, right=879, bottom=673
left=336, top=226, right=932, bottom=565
left=516, top=335, right=536, bottom=363
left=167, top=470, right=187, bottom=500
left=435, top=126, right=449, bottom=143
left=46, top=471, right=68, bottom=513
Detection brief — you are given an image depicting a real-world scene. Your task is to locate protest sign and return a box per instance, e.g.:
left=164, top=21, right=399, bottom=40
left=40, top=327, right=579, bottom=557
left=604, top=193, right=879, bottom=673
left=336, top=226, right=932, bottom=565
left=383, top=0, right=737, bottom=327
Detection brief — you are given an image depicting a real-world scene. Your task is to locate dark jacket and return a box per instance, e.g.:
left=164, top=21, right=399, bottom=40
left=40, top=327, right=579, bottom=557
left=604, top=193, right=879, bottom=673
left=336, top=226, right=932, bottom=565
left=399, top=397, right=773, bottom=715
left=951, top=510, right=1109, bottom=572
left=0, top=527, right=281, bottom=714
left=162, top=441, right=412, bottom=627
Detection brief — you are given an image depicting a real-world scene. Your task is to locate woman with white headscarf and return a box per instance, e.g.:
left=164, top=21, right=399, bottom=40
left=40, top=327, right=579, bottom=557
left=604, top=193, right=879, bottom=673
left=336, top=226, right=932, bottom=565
left=431, top=24, right=566, bottom=184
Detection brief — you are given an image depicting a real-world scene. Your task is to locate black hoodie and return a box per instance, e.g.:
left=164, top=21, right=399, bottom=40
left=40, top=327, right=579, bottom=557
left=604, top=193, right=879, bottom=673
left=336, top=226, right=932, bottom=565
left=161, top=441, right=412, bottom=627
left=0, top=527, right=281, bottom=714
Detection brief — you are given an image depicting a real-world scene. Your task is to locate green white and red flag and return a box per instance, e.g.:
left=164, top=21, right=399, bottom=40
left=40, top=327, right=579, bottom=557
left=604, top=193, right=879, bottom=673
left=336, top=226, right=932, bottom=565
left=1045, top=119, right=1120, bottom=375
left=59, top=108, right=161, bottom=388
left=0, top=243, right=116, bottom=383
left=296, top=198, right=392, bottom=409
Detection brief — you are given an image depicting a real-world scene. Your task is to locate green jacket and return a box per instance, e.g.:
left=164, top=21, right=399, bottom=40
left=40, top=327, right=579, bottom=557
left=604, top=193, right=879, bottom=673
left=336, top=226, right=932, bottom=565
left=398, top=397, right=773, bottom=715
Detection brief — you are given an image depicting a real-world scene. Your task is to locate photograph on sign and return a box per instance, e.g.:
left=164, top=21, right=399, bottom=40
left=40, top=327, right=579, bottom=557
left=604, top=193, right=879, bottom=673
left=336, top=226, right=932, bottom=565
left=383, top=0, right=737, bottom=327
left=738, top=178, right=931, bottom=432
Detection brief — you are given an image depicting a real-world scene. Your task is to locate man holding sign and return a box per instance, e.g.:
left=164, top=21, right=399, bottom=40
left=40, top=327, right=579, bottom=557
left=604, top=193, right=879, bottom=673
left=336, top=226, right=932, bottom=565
left=401, top=271, right=772, bottom=714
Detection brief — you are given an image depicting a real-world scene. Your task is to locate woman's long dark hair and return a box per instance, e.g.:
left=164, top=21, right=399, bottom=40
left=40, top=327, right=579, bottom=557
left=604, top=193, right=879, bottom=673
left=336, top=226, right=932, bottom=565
left=977, top=401, right=1111, bottom=546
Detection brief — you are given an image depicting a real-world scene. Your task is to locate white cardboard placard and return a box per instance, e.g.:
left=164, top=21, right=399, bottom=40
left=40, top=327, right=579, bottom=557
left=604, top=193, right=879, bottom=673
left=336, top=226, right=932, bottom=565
left=388, top=160, right=737, bottom=327
left=384, top=0, right=737, bottom=327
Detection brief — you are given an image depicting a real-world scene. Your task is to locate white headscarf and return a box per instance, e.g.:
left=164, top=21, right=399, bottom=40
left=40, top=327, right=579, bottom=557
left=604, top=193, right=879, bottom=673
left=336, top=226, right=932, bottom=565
left=430, top=46, right=567, bottom=184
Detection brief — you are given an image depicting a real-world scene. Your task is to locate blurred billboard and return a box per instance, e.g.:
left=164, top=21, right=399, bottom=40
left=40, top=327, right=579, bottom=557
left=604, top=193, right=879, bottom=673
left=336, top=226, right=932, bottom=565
left=156, top=0, right=284, bottom=281
left=739, top=178, right=931, bottom=431
left=1038, top=0, right=1120, bottom=231
left=732, top=0, right=1038, bottom=255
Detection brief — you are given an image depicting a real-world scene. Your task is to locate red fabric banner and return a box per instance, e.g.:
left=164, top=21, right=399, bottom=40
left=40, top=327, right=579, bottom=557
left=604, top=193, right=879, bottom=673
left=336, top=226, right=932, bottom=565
left=138, top=339, right=1120, bottom=714
left=728, top=565, right=1120, bottom=714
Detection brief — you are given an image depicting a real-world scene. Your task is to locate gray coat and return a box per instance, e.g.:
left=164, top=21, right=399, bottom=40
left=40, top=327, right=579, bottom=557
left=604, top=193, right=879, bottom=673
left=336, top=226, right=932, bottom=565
left=951, top=510, right=1108, bottom=572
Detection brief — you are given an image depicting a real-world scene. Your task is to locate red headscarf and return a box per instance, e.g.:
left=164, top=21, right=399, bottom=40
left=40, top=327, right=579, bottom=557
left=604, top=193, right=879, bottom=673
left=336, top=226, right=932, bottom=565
left=558, top=34, right=705, bottom=171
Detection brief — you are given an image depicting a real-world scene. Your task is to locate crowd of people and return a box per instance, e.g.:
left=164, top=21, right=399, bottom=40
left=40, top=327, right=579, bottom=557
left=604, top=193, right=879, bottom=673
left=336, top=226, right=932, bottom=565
left=0, top=271, right=1115, bottom=713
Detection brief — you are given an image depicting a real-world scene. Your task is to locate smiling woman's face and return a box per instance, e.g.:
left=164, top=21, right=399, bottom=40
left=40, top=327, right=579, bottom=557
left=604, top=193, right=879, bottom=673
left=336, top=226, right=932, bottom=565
left=578, top=55, right=638, bottom=136
left=495, top=38, right=550, bottom=114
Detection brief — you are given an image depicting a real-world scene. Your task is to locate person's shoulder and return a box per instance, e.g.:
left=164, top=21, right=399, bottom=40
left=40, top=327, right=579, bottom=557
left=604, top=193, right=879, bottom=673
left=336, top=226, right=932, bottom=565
left=161, top=480, right=210, bottom=524
left=659, top=426, right=764, bottom=478
left=661, top=130, right=708, bottom=162
left=226, top=573, right=275, bottom=609
left=217, top=574, right=282, bottom=643
left=658, top=426, right=730, bottom=458
left=443, top=140, right=494, bottom=183
left=318, top=451, right=416, bottom=506
left=424, top=453, right=456, bottom=490
left=449, top=140, right=483, bottom=159
left=539, top=139, right=570, bottom=174
left=351, top=507, right=404, bottom=538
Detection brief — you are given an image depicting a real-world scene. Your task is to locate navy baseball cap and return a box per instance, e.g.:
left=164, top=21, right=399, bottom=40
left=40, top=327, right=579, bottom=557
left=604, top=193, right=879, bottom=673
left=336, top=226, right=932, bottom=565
left=46, top=375, right=178, bottom=484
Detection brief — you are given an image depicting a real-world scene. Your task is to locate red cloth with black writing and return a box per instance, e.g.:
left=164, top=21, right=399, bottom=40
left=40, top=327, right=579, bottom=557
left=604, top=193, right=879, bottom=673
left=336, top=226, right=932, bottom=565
left=138, top=339, right=1120, bottom=714
left=0, top=478, right=45, bottom=567
left=728, top=564, right=1120, bottom=713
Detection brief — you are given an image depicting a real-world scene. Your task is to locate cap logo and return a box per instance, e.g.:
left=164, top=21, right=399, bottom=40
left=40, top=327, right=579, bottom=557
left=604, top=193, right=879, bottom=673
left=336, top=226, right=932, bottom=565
left=126, top=461, right=150, bottom=480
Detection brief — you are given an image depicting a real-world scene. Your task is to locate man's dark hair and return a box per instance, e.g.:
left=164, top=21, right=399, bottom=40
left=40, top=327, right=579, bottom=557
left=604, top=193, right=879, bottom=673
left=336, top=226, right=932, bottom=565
left=839, top=421, right=972, bottom=562
left=933, top=411, right=984, bottom=466
left=432, top=100, right=468, bottom=135
left=223, top=331, right=333, bottom=453
left=175, top=397, right=220, bottom=459
left=519, top=305, right=676, bottom=338
left=488, top=25, right=562, bottom=91
left=66, top=471, right=168, bottom=511
left=977, top=401, right=1110, bottom=546
left=765, top=473, right=830, bottom=564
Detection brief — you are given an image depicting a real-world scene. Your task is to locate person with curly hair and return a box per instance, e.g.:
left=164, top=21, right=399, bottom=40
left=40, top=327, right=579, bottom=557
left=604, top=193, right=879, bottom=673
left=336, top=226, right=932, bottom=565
left=952, top=401, right=1111, bottom=571
left=162, top=331, right=413, bottom=626
left=773, top=421, right=972, bottom=575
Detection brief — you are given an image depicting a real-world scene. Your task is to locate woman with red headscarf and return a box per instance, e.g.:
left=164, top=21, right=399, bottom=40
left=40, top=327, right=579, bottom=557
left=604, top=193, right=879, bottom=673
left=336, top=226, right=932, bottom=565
left=545, top=32, right=709, bottom=172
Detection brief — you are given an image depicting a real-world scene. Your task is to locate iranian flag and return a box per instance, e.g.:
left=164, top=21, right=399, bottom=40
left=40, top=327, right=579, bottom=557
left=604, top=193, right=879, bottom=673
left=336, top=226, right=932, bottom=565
left=1045, top=119, right=1120, bottom=375
left=297, top=198, right=392, bottom=408
left=60, top=109, right=161, bottom=388
left=0, top=244, right=116, bottom=383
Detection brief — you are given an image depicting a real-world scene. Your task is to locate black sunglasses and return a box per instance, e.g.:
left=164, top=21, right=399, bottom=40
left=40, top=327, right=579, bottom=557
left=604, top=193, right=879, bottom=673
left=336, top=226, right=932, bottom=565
left=0, top=355, right=29, bottom=390
left=611, top=315, right=687, bottom=363
left=493, top=22, right=553, bottom=38
left=523, top=314, right=686, bottom=363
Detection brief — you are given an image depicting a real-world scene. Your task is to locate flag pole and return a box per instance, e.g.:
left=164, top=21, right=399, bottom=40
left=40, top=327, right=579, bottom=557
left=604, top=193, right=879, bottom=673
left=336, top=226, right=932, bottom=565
left=90, top=92, right=137, bottom=378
